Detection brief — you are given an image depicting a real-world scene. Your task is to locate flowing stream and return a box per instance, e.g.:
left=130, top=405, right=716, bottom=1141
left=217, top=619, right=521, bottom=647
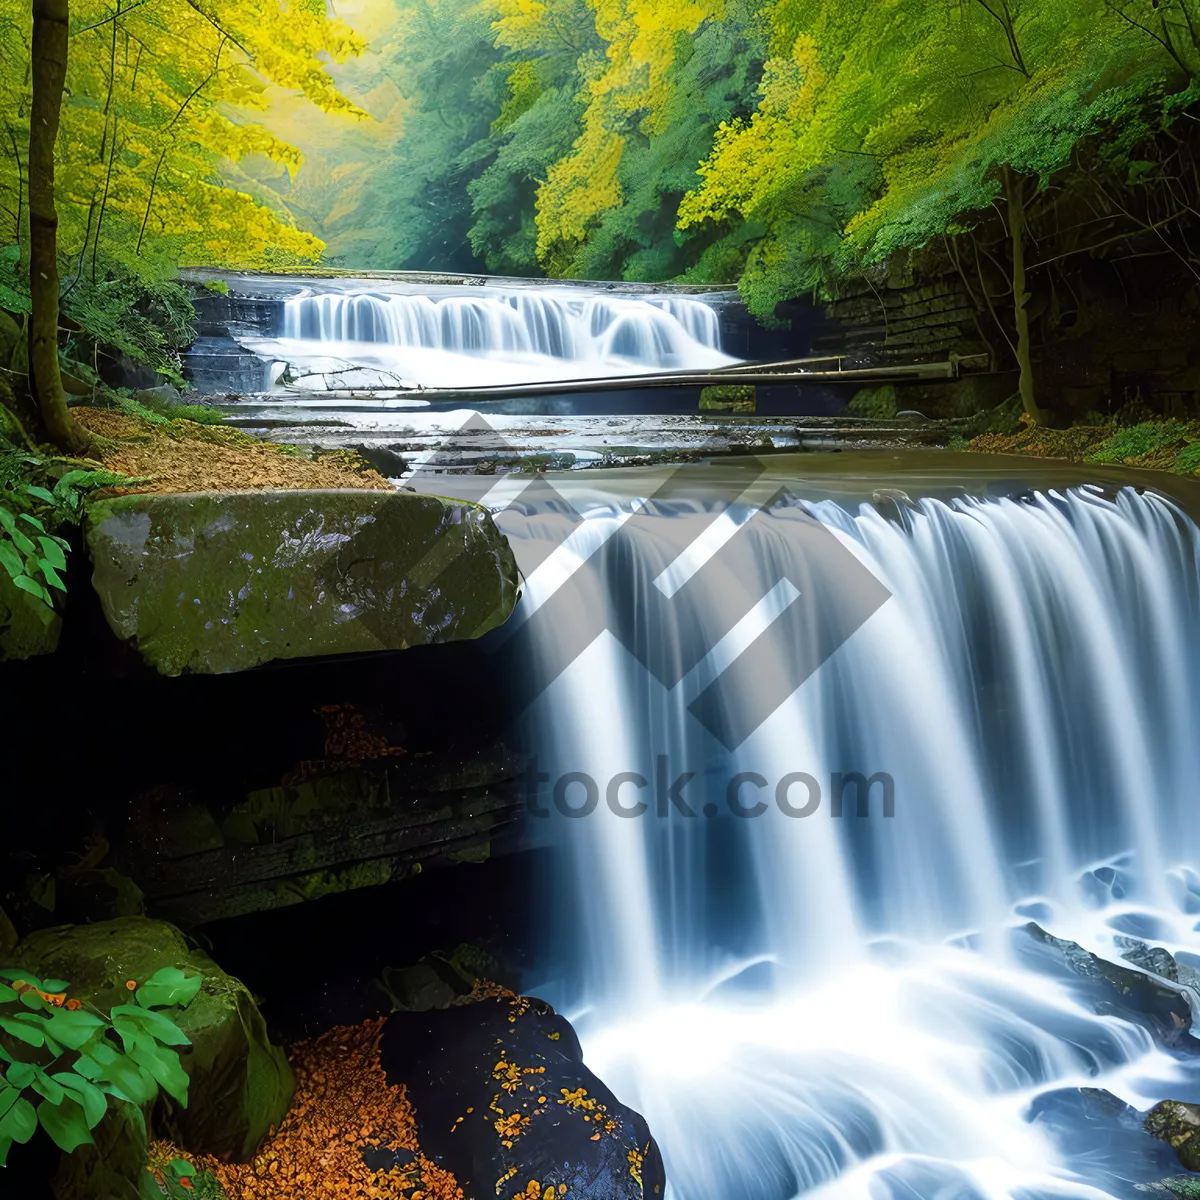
left=242, top=289, right=738, bottom=390
left=497, top=480, right=1200, bottom=1200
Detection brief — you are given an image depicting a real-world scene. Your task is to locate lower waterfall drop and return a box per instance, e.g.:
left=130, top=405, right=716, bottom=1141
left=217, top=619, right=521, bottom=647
left=500, top=482, right=1200, bottom=1200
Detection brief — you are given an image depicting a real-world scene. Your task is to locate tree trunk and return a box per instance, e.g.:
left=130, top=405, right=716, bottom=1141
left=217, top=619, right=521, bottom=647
left=1004, top=166, right=1046, bottom=426
left=28, top=0, right=89, bottom=453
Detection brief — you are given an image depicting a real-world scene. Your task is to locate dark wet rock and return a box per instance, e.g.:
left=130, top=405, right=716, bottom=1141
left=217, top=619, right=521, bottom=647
left=361, top=1143, right=416, bottom=1173
left=1118, top=936, right=1181, bottom=982
left=85, top=488, right=519, bottom=674
left=379, top=947, right=482, bottom=1012
left=13, top=918, right=292, bottom=1199
left=349, top=443, right=409, bottom=478
left=1019, top=923, right=1197, bottom=1049
left=380, top=995, right=665, bottom=1199
left=1146, top=1101, right=1200, bottom=1172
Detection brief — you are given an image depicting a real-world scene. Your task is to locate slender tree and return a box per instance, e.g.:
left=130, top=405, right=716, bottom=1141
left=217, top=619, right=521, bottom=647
left=1003, top=168, right=1045, bottom=425
left=28, top=0, right=88, bottom=452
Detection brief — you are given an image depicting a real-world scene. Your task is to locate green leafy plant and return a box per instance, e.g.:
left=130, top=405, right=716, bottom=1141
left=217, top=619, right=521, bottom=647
left=145, top=1152, right=227, bottom=1199
left=0, top=966, right=202, bottom=1167
left=59, top=276, right=196, bottom=390
left=0, top=448, right=136, bottom=616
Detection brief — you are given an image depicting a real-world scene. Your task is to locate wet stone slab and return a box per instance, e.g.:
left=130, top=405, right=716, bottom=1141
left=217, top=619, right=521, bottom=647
left=85, top=488, right=519, bottom=675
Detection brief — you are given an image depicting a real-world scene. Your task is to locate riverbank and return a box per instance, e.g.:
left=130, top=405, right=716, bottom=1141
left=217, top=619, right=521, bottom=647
left=966, top=415, right=1200, bottom=477
left=74, top=406, right=391, bottom=495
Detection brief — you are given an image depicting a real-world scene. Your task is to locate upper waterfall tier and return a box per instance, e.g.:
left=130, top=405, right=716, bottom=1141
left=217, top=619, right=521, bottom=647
left=243, top=289, right=740, bottom=391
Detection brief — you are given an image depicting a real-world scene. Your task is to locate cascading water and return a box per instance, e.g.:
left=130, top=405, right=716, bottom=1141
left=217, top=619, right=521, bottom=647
left=497, top=480, right=1200, bottom=1200
left=244, top=289, right=738, bottom=390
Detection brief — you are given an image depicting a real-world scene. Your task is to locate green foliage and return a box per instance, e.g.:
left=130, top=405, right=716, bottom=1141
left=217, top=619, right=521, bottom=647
left=699, top=384, right=757, bottom=412
left=280, top=0, right=1200, bottom=344
left=1085, top=419, right=1192, bottom=463
left=111, top=390, right=225, bottom=428
left=847, top=385, right=899, bottom=419
left=0, top=247, right=30, bottom=316
left=60, top=276, right=196, bottom=389
left=146, top=1155, right=228, bottom=1200
left=0, top=444, right=136, bottom=618
left=0, top=466, right=69, bottom=616
left=1174, top=440, right=1200, bottom=473
left=0, top=966, right=202, bottom=1167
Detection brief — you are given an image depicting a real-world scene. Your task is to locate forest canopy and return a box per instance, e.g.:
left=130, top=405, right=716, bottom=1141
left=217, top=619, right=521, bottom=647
left=256, top=0, right=1200, bottom=319
left=4, top=0, right=1200, bottom=341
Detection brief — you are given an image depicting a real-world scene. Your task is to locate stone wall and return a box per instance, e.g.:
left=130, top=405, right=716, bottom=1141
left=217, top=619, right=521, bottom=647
left=813, top=259, right=1200, bottom=421
left=812, top=278, right=990, bottom=367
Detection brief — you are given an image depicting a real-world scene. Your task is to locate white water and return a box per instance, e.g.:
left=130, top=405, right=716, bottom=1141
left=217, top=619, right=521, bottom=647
left=243, top=290, right=738, bottom=390
left=499, top=483, right=1200, bottom=1200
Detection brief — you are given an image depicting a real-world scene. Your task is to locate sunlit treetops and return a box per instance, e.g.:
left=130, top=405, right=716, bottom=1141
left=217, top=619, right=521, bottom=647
left=675, top=0, right=1186, bottom=313
left=122, top=0, right=1200, bottom=324
left=0, top=0, right=366, bottom=285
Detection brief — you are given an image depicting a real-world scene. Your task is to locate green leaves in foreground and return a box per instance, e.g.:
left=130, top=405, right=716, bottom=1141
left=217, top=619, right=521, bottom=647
left=0, top=965, right=202, bottom=1165
left=0, top=446, right=139, bottom=619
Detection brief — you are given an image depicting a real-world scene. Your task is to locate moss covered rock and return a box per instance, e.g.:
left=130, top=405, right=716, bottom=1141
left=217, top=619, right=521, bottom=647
left=0, top=567, right=61, bottom=660
left=1147, top=1100, right=1200, bottom=1171
left=12, top=918, right=293, bottom=1199
left=847, top=384, right=898, bottom=419
left=699, top=384, right=756, bottom=413
left=84, top=489, right=520, bottom=675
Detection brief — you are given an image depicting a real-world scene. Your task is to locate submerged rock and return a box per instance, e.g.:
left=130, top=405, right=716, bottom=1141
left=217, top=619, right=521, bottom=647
left=381, top=993, right=666, bottom=1198
left=1019, top=923, right=1197, bottom=1048
left=1139, top=1177, right=1200, bottom=1197
left=11, top=918, right=292, bottom=1199
left=85, top=488, right=520, bottom=674
left=1118, top=935, right=1182, bottom=982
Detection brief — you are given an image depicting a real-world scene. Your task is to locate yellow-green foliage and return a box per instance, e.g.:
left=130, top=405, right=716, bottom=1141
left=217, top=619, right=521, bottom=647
left=0, top=0, right=366, bottom=282
left=677, top=0, right=1180, bottom=313
left=699, top=384, right=756, bottom=412
left=313, top=0, right=1196, bottom=307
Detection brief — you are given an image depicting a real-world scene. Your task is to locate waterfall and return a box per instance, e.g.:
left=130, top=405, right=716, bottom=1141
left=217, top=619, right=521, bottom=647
left=498, top=482, right=1200, bottom=1200
left=263, top=289, right=737, bottom=389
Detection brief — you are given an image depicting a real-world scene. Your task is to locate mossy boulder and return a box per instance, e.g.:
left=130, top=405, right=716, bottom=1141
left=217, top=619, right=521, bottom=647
left=85, top=489, right=520, bottom=675
left=847, top=384, right=898, bottom=419
left=11, top=918, right=293, bottom=1199
left=0, top=567, right=61, bottom=660
left=1147, top=1100, right=1200, bottom=1171
left=699, top=384, right=756, bottom=413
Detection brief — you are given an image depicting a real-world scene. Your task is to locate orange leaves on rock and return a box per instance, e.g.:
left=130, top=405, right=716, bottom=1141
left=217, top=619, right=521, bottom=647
left=167, top=1019, right=462, bottom=1200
